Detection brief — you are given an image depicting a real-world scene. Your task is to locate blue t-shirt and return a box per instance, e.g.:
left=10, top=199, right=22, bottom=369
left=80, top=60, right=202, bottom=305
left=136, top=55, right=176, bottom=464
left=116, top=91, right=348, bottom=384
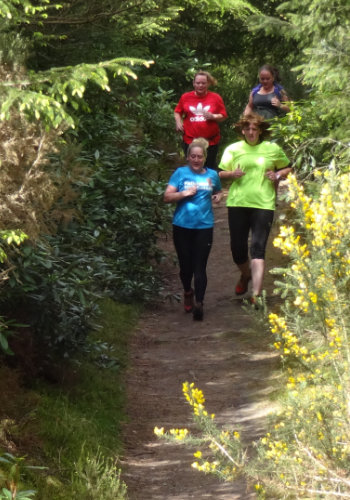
left=168, top=166, right=222, bottom=229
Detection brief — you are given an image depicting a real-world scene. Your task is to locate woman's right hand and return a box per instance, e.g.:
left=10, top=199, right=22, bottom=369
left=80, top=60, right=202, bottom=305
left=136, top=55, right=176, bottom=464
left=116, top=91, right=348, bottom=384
left=174, top=112, right=184, bottom=132
left=164, top=184, right=196, bottom=203
left=183, top=185, right=197, bottom=197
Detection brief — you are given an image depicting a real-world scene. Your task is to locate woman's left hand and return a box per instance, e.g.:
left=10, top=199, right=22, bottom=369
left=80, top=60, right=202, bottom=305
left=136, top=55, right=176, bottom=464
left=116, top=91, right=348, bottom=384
left=266, top=170, right=279, bottom=182
left=271, top=96, right=281, bottom=108
left=202, top=110, right=215, bottom=121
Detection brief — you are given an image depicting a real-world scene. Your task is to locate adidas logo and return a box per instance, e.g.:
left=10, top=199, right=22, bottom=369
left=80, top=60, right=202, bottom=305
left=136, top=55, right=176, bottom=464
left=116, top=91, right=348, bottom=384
left=189, top=103, right=211, bottom=122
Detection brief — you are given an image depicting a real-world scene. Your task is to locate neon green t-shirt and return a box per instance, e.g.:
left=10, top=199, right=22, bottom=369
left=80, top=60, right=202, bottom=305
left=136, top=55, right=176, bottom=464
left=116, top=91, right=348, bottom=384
left=218, top=140, right=290, bottom=210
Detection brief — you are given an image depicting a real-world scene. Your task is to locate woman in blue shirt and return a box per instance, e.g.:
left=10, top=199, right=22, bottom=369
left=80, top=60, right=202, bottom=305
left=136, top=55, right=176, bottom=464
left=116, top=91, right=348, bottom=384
left=164, top=138, right=222, bottom=320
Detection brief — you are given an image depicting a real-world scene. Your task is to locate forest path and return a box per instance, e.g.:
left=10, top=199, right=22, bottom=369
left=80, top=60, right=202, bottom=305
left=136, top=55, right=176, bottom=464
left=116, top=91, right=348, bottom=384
left=121, top=195, right=283, bottom=499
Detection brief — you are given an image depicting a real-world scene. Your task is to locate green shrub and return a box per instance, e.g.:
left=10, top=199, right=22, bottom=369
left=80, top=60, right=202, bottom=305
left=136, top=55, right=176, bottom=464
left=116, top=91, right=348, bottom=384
left=0, top=452, right=40, bottom=500
left=269, top=102, right=350, bottom=178
left=71, top=448, right=127, bottom=500
left=0, top=237, right=101, bottom=356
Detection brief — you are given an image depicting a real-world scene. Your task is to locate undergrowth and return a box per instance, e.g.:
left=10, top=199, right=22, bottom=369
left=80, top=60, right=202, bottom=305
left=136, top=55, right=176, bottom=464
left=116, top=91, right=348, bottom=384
left=0, top=298, right=139, bottom=499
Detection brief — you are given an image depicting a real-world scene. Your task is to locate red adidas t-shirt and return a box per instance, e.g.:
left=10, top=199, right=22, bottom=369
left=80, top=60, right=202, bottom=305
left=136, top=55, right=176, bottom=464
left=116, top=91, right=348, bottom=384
left=174, top=91, right=227, bottom=145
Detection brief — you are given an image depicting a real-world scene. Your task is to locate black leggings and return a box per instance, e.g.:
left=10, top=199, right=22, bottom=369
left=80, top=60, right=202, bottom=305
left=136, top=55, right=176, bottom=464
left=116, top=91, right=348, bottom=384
left=228, top=207, right=274, bottom=264
left=182, top=142, right=219, bottom=170
left=173, top=225, right=213, bottom=304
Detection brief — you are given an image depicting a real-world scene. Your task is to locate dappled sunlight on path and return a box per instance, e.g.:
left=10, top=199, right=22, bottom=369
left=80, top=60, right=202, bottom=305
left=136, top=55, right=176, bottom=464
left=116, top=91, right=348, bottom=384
left=121, top=198, right=282, bottom=499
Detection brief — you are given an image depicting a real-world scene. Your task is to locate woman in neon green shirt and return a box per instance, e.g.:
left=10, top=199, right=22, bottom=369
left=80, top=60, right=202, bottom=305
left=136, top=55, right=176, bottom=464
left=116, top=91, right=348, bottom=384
left=218, top=113, right=291, bottom=302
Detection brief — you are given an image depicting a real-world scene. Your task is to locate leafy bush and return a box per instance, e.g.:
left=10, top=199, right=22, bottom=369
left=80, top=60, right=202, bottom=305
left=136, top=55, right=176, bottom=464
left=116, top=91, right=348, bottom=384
left=0, top=453, right=39, bottom=500
left=72, top=110, right=172, bottom=302
left=269, top=103, right=350, bottom=178
left=125, top=87, right=178, bottom=152
left=0, top=237, right=101, bottom=357
left=0, top=85, right=175, bottom=356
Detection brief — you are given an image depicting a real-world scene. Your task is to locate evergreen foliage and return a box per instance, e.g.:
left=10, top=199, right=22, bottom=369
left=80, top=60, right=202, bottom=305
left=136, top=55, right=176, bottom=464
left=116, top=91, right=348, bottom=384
left=0, top=0, right=349, bottom=496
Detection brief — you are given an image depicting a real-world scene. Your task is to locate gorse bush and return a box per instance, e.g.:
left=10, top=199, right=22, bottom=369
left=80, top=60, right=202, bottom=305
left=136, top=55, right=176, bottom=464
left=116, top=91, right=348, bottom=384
left=155, top=169, right=350, bottom=499
left=256, top=170, right=350, bottom=498
left=154, top=382, right=245, bottom=481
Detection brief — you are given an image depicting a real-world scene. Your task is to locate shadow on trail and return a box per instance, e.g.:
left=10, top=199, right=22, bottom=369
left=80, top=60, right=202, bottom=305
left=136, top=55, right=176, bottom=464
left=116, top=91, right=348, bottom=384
left=121, top=200, right=283, bottom=500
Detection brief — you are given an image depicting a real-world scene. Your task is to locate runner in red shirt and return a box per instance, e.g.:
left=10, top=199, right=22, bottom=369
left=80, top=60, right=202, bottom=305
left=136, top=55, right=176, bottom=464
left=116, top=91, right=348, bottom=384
left=174, top=71, right=227, bottom=169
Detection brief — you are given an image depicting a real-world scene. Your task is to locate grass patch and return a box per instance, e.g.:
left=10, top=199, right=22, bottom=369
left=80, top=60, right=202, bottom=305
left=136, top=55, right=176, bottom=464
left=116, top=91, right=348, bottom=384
left=0, top=298, right=141, bottom=499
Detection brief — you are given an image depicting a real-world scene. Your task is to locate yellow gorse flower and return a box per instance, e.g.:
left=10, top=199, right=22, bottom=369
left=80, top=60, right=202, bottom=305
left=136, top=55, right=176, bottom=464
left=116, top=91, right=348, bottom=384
left=153, top=426, right=165, bottom=436
left=269, top=313, right=308, bottom=359
left=169, top=428, right=189, bottom=440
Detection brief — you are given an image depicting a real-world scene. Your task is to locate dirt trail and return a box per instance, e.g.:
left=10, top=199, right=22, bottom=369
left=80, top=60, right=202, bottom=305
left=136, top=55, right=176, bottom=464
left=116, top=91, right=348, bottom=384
left=121, top=196, right=283, bottom=499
